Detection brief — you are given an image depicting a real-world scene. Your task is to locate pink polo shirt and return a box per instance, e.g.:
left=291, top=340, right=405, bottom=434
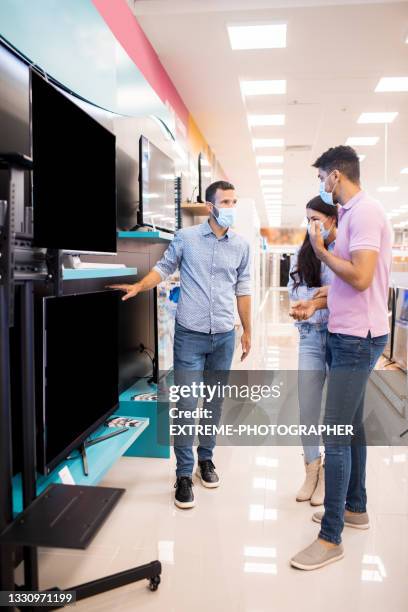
left=327, top=190, right=392, bottom=338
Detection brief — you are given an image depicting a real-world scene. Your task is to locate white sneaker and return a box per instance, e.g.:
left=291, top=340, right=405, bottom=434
left=310, top=463, right=325, bottom=506
left=296, top=456, right=321, bottom=502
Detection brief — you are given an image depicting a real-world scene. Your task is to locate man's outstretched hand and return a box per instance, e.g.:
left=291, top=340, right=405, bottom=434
left=106, top=283, right=142, bottom=301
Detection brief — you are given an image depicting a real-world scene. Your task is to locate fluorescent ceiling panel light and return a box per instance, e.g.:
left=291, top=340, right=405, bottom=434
left=357, top=112, right=398, bottom=124
left=358, top=155, right=366, bottom=162
left=257, top=155, right=284, bottom=164
left=377, top=186, right=400, bottom=192
left=375, top=77, right=408, bottom=92
left=263, top=189, right=283, bottom=194
left=240, top=80, right=286, bottom=96
left=259, top=168, right=284, bottom=176
left=228, top=23, right=286, bottom=50
left=253, top=138, right=285, bottom=148
left=346, top=137, right=379, bottom=146
left=401, top=168, right=408, bottom=174
left=261, top=179, right=283, bottom=185
left=248, top=114, right=285, bottom=127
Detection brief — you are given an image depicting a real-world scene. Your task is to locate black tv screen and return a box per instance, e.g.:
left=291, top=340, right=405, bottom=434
left=38, top=291, right=119, bottom=474
left=31, top=70, right=117, bottom=253
left=138, top=135, right=176, bottom=233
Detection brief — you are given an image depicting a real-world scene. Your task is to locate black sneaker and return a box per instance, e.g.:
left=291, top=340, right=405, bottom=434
left=196, top=460, right=220, bottom=488
left=174, top=476, right=195, bottom=509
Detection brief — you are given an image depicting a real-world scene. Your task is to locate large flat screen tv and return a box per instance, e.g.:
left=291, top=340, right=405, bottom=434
left=37, top=291, right=119, bottom=474
left=31, top=69, right=117, bottom=254
left=138, top=135, right=176, bottom=233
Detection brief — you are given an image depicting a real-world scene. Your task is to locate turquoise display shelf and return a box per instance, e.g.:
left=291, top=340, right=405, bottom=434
left=118, top=230, right=173, bottom=242
left=63, top=267, right=137, bottom=280
left=120, top=379, right=170, bottom=459
left=12, top=415, right=149, bottom=516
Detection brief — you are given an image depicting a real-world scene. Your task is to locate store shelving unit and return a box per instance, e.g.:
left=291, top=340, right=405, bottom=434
left=118, top=230, right=173, bottom=242
left=63, top=267, right=138, bottom=280
left=12, top=416, right=149, bottom=516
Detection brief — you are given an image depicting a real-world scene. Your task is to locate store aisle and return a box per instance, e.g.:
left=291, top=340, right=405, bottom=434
left=32, top=292, right=408, bottom=612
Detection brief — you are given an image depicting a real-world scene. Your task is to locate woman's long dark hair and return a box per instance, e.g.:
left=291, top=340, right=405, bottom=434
left=290, top=196, right=338, bottom=290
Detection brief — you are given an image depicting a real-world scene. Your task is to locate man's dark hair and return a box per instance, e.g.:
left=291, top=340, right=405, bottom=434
left=205, top=180, right=235, bottom=204
left=312, top=145, right=360, bottom=183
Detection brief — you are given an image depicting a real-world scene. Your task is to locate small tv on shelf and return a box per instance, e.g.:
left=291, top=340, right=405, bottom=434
left=198, top=152, right=212, bottom=203
left=31, top=69, right=117, bottom=254
left=138, top=135, right=176, bottom=233
left=36, top=291, right=119, bottom=475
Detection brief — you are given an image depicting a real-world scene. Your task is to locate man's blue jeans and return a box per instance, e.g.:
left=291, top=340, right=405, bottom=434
left=320, top=331, right=388, bottom=545
left=173, top=320, right=235, bottom=477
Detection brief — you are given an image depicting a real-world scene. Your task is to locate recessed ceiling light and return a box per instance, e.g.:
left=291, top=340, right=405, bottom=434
left=401, top=168, right=408, bottom=174
left=357, top=112, right=398, bottom=124
left=256, top=155, right=284, bottom=164
left=253, top=138, right=285, bottom=148
left=228, top=23, right=286, bottom=50
left=377, top=186, right=400, bottom=192
left=263, top=187, right=283, bottom=193
left=240, top=80, right=286, bottom=96
left=248, top=114, right=285, bottom=127
left=346, top=137, right=379, bottom=146
left=261, top=179, right=283, bottom=185
left=375, top=77, right=408, bottom=92
left=358, top=155, right=366, bottom=162
left=259, top=168, right=284, bottom=176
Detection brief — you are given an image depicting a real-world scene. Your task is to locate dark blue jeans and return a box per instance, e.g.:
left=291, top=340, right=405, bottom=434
left=173, top=321, right=235, bottom=477
left=319, top=331, right=388, bottom=545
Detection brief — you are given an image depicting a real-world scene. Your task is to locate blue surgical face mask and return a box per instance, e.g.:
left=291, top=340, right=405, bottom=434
left=212, top=205, right=236, bottom=228
left=307, top=220, right=332, bottom=241
left=319, top=171, right=337, bottom=206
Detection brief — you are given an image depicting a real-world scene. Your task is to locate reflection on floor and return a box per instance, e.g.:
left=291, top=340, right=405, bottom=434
left=32, top=290, right=408, bottom=611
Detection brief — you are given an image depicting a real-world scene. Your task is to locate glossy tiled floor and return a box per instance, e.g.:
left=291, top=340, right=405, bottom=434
left=34, top=290, right=408, bottom=611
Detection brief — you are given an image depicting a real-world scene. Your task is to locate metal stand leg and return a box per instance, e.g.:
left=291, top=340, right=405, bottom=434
left=20, top=282, right=39, bottom=590
left=0, top=286, right=15, bottom=608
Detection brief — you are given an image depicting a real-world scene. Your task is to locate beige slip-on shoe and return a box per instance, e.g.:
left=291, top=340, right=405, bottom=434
left=312, top=510, right=369, bottom=529
left=290, top=539, right=344, bottom=570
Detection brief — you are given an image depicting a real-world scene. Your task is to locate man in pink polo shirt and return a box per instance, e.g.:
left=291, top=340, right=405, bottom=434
left=290, top=145, right=392, bottom=570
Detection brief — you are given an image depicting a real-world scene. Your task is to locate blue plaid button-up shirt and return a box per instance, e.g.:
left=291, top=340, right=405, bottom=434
left=153, top=220, right=251, bottom=333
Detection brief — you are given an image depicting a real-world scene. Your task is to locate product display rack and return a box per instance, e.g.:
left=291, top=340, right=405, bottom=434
left=0, top=154, right=161, bottom=610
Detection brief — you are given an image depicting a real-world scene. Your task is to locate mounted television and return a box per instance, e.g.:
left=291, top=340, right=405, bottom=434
left=198, top=152, right=212, bottom=203
left=153, top=271, right=180, bottom=382
left=36, top=291, right=119, bottom=474
left=31, top=69, right=117, bottom=254
left=138, top=135, right=176, bottom=233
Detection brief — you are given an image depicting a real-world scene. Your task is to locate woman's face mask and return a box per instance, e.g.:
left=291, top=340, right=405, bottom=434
left=307, top=217, right=334, bottom=241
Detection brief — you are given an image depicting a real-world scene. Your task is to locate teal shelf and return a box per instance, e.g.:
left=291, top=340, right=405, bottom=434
left=12, top=415, right=149, bottom=516
left=63, top=267, right=137, bottom=280
left=118, top=230, right=173, bottom=242
left=120, top=378, right=171, bottom=459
